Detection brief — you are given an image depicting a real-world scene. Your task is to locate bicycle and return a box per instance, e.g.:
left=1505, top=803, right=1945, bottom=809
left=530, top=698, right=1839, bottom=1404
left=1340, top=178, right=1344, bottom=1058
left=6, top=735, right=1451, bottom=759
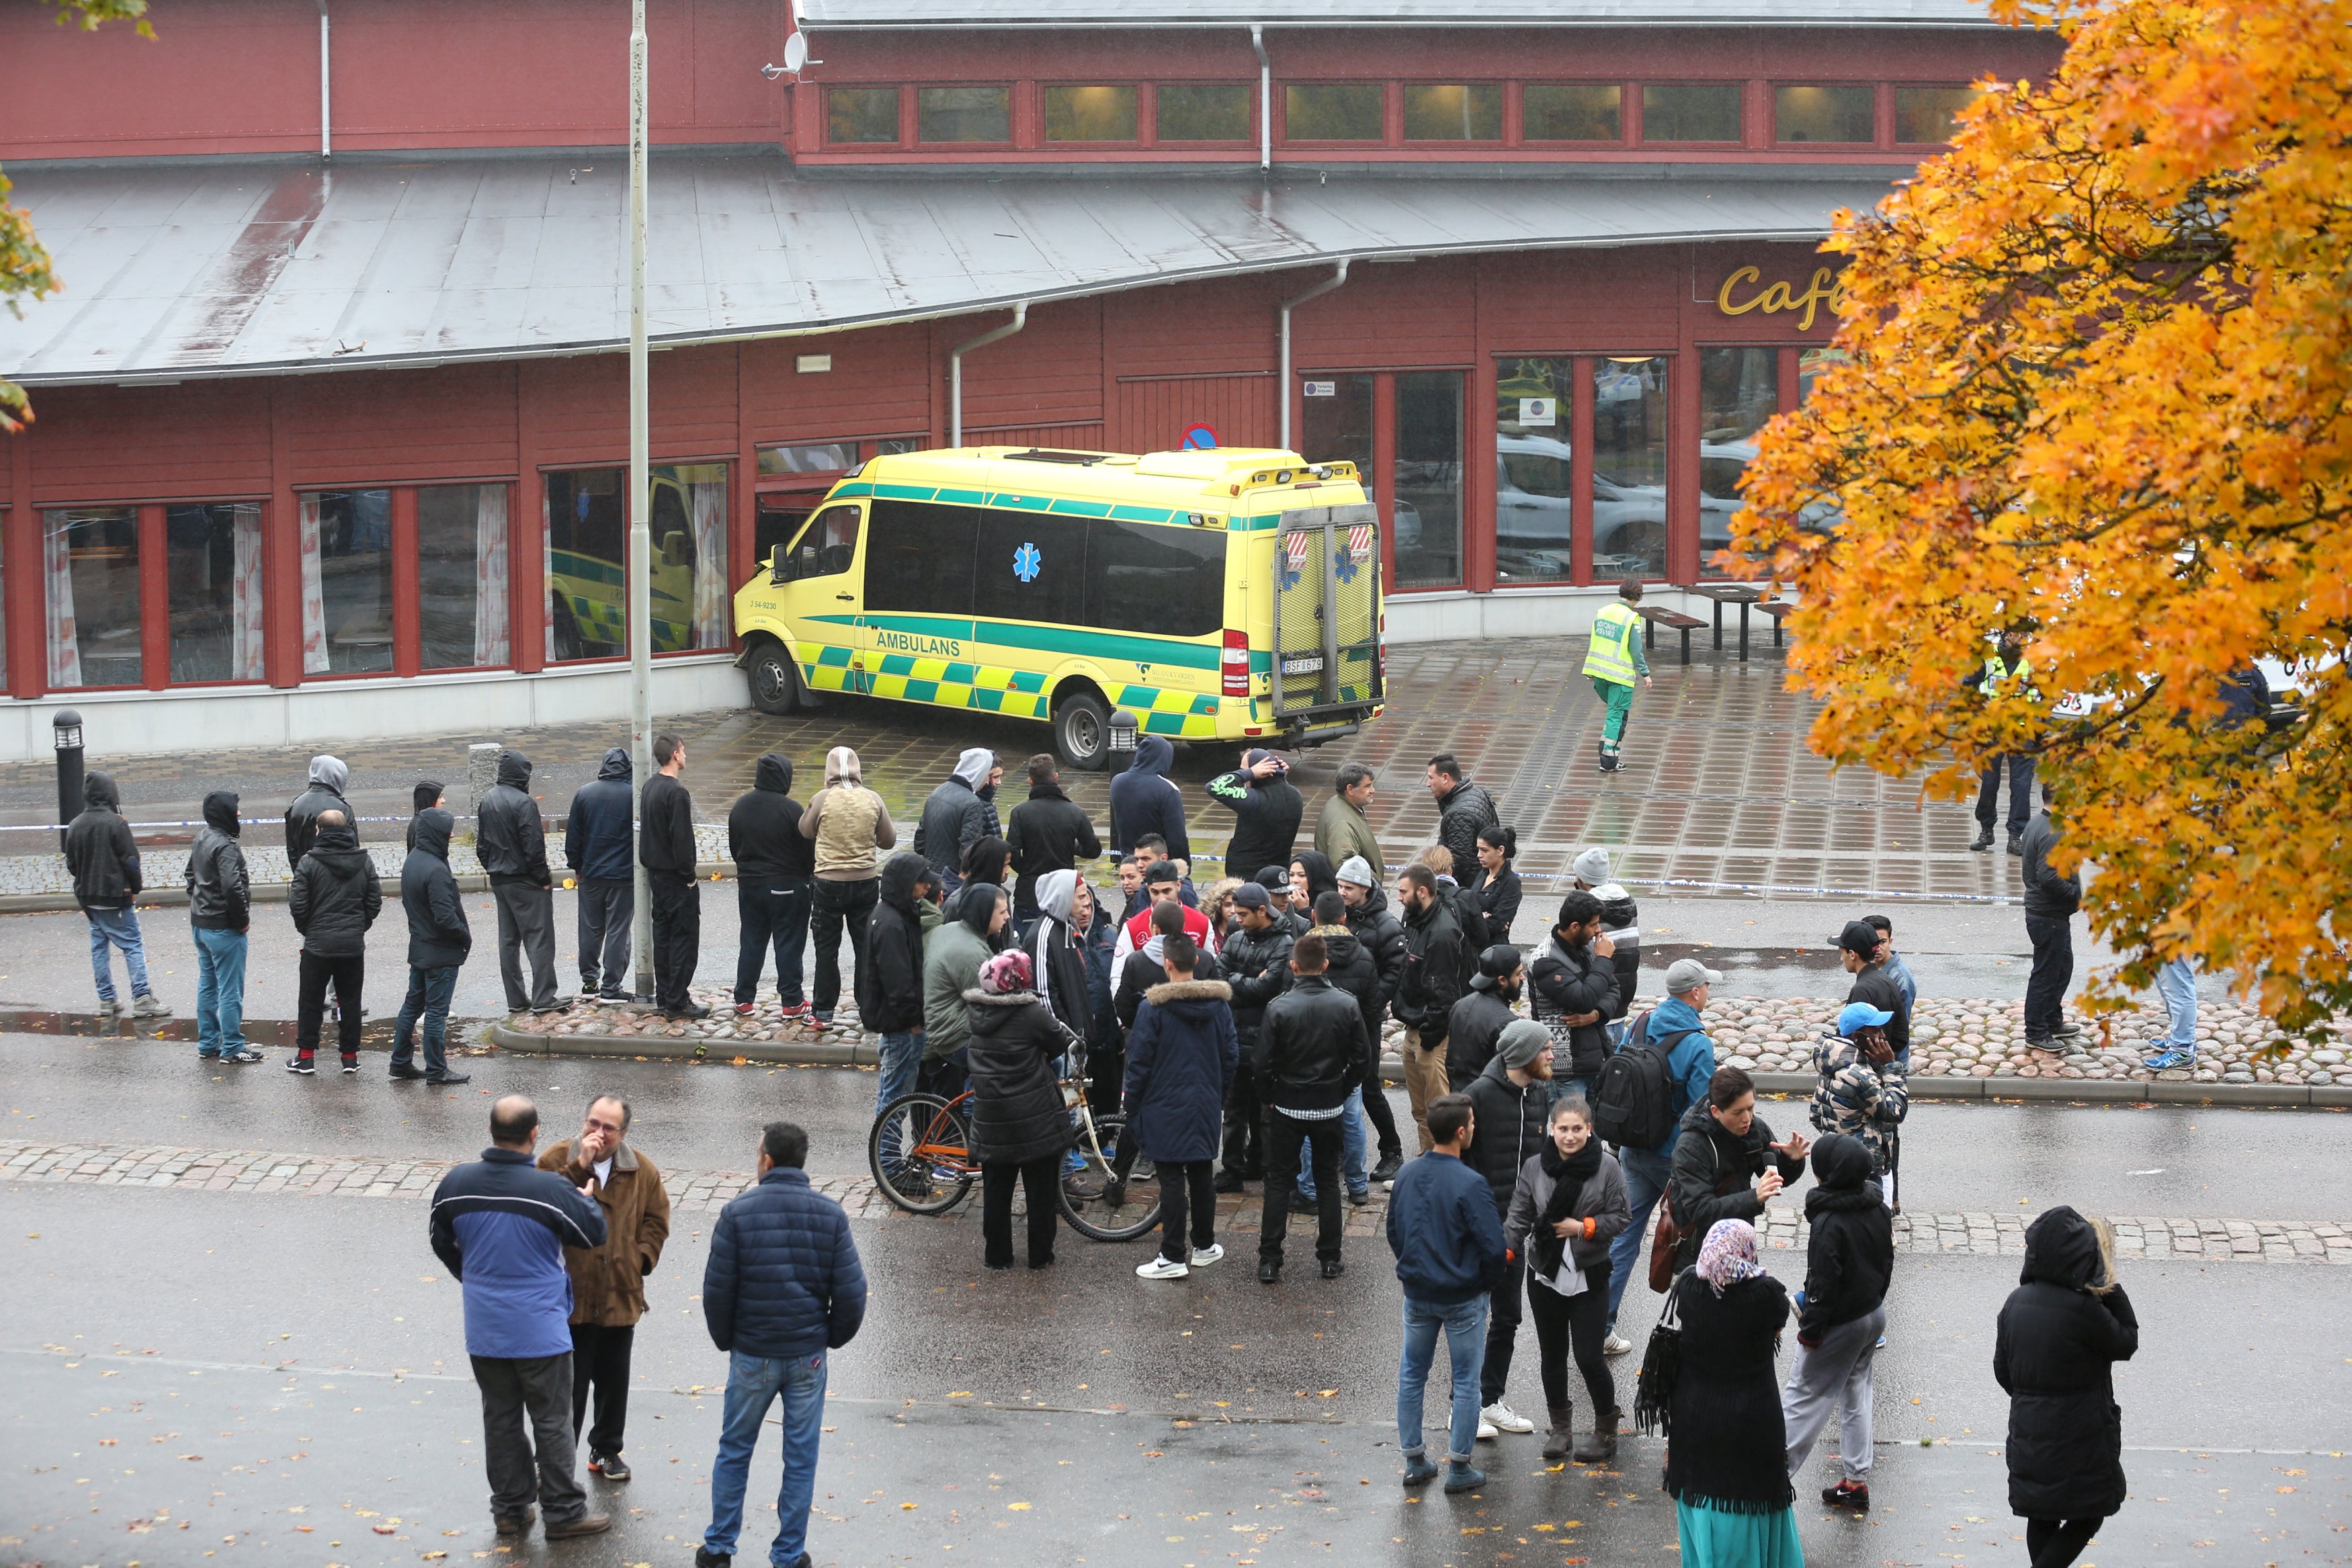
left=868, top=1067, right=1163, bottom=1243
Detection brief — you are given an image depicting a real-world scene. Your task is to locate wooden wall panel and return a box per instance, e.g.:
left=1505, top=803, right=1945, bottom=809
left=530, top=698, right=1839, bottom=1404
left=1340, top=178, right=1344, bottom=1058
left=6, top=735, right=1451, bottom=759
left=28, top=384, right=274, bottom=505
left=526, top=345, right=740, bottom=468
left=1104, top=275, right=1284, bottom=381
left=1290, top=257, right=1479, bottom=370
left=961, top=422, right=1107, bottom=451
left=954, top=298, right=1104, bottom=431
left=742, top=324, right=935, bottom=445
left=1476, top=249, right=1686, bottom=352
left=1114, top=375, right=1278, bottom=455
left=284, top=363, right=519, bottom=486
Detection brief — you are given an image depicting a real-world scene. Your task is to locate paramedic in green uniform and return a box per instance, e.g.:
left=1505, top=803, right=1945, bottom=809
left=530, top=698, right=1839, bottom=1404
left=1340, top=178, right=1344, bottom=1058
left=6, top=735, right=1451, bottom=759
left=1582, top=582, right=1652, bottom=774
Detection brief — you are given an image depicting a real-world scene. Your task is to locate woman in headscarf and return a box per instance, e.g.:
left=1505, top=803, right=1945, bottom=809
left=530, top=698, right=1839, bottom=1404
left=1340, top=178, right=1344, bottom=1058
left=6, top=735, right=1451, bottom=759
left=1287, top=851, right=1339, bottom=921
left=941, top=836, right=1011, bottom=927
left=964, top=949, right=1081, bottom=1270
left=1664, top=1219, right=1802, bottom=1568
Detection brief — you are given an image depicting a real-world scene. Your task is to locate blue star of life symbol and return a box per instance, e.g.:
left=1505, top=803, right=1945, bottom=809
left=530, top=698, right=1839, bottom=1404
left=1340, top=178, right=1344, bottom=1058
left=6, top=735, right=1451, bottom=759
left=1013, top=542, right=1042, bottom=582
left=1333, top=545, right=1360, bottom=584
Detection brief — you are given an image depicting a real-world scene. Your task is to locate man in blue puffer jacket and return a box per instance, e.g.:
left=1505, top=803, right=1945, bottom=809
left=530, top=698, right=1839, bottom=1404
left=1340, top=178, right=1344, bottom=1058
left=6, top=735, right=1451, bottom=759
left=698, top=1121, right=868, bottom=1568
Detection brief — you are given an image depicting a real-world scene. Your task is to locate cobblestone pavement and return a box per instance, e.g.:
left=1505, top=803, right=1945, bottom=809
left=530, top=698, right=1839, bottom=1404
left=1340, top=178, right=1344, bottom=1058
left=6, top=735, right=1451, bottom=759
left=0, top=638, right=2023, bottom=903
left=12, top=1138, right=2348, bottom=1264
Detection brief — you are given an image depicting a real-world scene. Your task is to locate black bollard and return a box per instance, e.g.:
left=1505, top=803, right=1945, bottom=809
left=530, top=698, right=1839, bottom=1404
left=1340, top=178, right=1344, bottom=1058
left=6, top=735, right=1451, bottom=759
left=52, top=710, right=85, bottom=855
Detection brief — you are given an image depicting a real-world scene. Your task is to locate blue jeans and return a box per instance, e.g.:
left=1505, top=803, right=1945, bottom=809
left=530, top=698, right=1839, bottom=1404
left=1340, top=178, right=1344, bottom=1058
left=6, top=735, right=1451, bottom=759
left=394, top=965, right=461, bottom=1076
left=192, top=926, right=247, bottom=1055
left=86, top=906, right=151, bottom=1004
left=1398, top=1294, right=1488, bottom=1464
left=1607, top=1145, right=1675, bottom=1329
left=1296, top=1086, right=1368, bottom=1200
left=876, top=1029, right=923, bottom=1160
left=704, top=1349, right=828, bottom=1567
left=2154, top=958, right=2197, bottom=1050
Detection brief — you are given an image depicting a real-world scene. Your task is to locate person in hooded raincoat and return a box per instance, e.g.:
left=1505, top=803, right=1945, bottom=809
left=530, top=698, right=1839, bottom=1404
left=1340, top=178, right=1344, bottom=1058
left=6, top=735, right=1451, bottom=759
left=1125, top=932, right=1239, bottom=1280
left=185, top=789, right=252, bottom=1057
left=395, top=807, right=474, bottom=1084
left=913, top=748, right=1001, bottom=897
left=565, top=747, right=637, bottom=1003
left=728, top=753, right=813, bottom=1016
left=1109, top=735, right=1191, bottom=865
left=858, top=853, right=940, bottom=1125
left=478, top=748, right=562, bottom=1014
left=798, top=746, right=896, bottom=1027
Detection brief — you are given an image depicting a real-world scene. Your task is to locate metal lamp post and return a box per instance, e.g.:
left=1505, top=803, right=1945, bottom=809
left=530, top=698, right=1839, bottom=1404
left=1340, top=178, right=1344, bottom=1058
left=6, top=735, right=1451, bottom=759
left=1108, top=708, right=1140, bottom=759
left=626, top=0, right=655, bottom=1004
left=52, top=710, right=84, bottom=853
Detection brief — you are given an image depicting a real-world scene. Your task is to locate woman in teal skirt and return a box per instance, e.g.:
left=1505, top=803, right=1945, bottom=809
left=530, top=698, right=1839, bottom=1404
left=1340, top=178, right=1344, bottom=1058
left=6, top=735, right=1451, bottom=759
left=1664, top=1219, right=1805, bottom=1567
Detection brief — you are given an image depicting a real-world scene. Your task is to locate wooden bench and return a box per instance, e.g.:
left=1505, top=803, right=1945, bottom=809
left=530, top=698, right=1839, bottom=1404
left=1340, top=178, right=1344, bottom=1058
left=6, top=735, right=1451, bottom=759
left=1635, top=604, right=1707, bottom=666
left=1757, top=599, right=1797, bottom=648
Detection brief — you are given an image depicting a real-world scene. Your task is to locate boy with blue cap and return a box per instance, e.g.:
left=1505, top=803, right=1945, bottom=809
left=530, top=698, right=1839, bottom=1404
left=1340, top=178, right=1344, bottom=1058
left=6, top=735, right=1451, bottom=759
left=1809, top=1002, right=1909, bottom=1204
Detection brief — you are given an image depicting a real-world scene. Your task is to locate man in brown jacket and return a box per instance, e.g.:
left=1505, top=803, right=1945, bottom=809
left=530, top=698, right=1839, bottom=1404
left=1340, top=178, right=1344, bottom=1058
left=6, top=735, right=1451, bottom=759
left=536, top=1094, right=671, bottom=1481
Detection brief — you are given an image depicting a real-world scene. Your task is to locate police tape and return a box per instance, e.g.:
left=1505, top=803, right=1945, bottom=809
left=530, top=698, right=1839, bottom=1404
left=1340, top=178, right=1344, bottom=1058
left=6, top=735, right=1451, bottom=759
left=1161, top=852, right=2019, bottom=907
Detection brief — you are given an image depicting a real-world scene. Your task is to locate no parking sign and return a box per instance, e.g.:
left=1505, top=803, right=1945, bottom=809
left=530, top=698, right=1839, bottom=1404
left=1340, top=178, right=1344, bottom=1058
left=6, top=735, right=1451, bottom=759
left=1179, top=423, right=1219, bottom=450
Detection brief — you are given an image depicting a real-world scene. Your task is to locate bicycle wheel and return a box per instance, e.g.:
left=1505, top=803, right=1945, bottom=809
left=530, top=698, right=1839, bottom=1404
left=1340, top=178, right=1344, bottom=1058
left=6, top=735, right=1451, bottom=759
left=868, top=1092, right=975, bottom=1215
left=1059, top=1110, right=1163, bottom=1242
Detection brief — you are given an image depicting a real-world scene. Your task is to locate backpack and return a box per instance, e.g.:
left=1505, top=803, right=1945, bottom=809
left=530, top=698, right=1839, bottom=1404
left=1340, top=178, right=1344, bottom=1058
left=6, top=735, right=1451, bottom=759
left=1591, top=1008, right=1697, bottom=1151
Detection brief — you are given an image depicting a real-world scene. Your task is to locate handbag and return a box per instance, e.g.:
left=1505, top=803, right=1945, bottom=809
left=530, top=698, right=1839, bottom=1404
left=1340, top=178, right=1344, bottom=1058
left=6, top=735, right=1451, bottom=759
left=1647, top=1203, right=1682, bottom=1295
left=1632, top=1270, right=1685, bottom=1436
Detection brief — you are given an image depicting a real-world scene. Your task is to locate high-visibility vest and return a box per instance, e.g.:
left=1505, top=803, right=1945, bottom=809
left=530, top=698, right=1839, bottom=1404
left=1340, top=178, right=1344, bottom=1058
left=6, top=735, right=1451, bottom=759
left=1983, top=654, right=2038, bottom=701
left=1584, top=602, right=1642, bottom=685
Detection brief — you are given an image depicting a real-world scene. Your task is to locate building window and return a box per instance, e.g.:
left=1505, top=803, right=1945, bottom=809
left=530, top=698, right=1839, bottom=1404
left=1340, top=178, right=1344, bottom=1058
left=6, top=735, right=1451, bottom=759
left=1403, top=84, right=1501, bottom=141
left=917, top=86, right=1011, bottom=143
left=1799, top=346, right=1849, bottom=404
left=1591, top=357, right=1669, bottom=582
left=1494, top=359, right=1574, bottom=584
left=165, top=503, right=265, bottom=683
left=1699, top=349, right=1779, bottom=565
left=1044, top=84, right=1138, bottom=142
left=42, top=507, right=142, bottom=689
left=1157, top=82, right=1251, bottom=142
left=1395, top=372, right=1464, bottom=591
left=417, top=484, right=510, bottom=670
left=300, top=490, right=393, bottom=676
left=827, top=87, right=900, bottom=144
left=1285, top=83, right=1382, bottom=142
left=1301, top=374, right=1375, bottom=482
left=1523, top=84, right=1621, bottom=142
left=544, top=464, right=730, bottom=660
left=1896, top=84, right=1976, bottom=143
left=1776, top=84, right=1875, bottom=144
left=758, top=441, right=859, bottom=476
left=1641, top=83, right=1742, bottom=143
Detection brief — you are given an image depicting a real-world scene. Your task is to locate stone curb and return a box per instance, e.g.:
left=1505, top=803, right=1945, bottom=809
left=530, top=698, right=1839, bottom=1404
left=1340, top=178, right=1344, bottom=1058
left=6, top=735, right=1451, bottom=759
left=490, top=1020, right=882, bottom=1068
left=0, top=860, right=739, bottom=916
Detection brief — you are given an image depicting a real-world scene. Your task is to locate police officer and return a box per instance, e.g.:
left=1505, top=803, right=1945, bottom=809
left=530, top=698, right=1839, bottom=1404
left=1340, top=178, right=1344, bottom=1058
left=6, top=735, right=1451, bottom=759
left=1970, top=630, right=2038, bottom=854
left=1583, top=583, right=1653, bottom=774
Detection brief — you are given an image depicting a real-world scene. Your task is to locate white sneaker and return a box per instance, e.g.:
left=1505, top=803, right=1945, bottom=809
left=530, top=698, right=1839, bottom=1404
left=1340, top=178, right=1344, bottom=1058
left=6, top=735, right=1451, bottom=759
left=1603, top=1333, right=1634, bottom=1358
left=1476, top=1417, right=1499, bottom=1441
left=1136, top=1256, right=1190, bottom=1280
left=1480, top=1401, right=1535, bottom=1435
left=1189, top=1244, right=1224, bottom=1268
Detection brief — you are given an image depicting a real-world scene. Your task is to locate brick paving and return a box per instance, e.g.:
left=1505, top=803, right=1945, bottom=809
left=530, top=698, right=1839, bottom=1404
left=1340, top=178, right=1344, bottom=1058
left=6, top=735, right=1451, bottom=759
left=0, top=638, right=2020, bottom=902
left=9, top=1137, right=2347, bottom=1264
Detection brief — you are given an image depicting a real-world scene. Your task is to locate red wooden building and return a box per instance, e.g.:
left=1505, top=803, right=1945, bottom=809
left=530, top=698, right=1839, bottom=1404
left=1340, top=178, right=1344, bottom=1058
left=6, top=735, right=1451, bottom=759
left=0, top=0, right=2058, bottom=760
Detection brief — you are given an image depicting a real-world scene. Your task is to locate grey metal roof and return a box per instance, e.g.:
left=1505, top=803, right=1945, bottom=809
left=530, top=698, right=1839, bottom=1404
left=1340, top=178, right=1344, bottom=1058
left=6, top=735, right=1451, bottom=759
left=0, top=156, right=1901, bottom=386
left=800, top=0, right=1994, bottom=26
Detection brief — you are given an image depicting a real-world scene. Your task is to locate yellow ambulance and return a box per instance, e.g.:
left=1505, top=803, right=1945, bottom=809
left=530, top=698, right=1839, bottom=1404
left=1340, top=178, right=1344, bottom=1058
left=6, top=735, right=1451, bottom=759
left=732, top=445, right=1385, bottom=768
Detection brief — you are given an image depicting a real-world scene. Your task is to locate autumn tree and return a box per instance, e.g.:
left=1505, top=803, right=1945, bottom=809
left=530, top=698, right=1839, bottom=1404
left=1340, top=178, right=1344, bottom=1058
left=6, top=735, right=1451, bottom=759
left=1, top=0, right=151, bottom=431
left=1738, top=0, right=2352, bottom=1035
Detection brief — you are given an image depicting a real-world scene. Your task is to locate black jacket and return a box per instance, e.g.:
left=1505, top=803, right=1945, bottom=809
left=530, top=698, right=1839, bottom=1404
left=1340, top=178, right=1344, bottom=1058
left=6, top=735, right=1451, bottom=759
left=1798, top=1135, right=1894, bottom=1340
left=1995, top=1207, right=2140, bottom=1521
left=1316, top=925, right=1385, bottom=1060
left=639, top=771, right=696, bottom=875
left=1667, top=1098, right=1807, bottom=1270
left=1529, top=934, right=1620, bottom=1080
left=856, top=854, right=931, bottom=1034
left=62, top=772, right=141, bottom=912
left=2019, top=811, right=2081, bottom=920
left=913, top=772, right=995, bottom=882
left=1345, top=884, right=1408, bottom=1011
left=1845, top=961, right=1911, bottom=1059
left=963, top=988, right=1081, bottom=1164
left=1663, top=1272, right=1794, bottom=1514
left=1005, top=783, right=1101, bottom=917
left=284, top=759, right=351, bottom=865
left=1467, top=865, right=1521, bottom=949
left=1462, top=1053, right=1552, bottom=1217
left=1433, top=778, right=1499, bottom=887
left=564, top=747, right=636, bottom=883
left=1206, top=769, right=1304, bottom=884
left=1116, top=945, right=1224, bottom=1031
left=1253, top=973, right=1368, bottom=1114
left=185, top=791, right=250, bottom=932
left=1445, top=984, right=1519, bottom=1090
left=290, top=818, right=382, bottom=957
left=1394, top=894, right=1470, bottom=1036
left=728, top=754, right=812, bottom=885
left=402, top=808, right=473, bottom=969
left=1107, top=735, right=1190, bottom=862
left=476, top=750, right=551, bottom=885
left=1218, top=912, right=1298, bottom=1046
left=1122, top=978, right=1241, bottom=1164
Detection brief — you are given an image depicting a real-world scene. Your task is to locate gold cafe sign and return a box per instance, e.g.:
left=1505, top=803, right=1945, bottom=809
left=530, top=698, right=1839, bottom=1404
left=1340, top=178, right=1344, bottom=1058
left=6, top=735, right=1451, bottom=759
left=1714, top=265, right=1847, bottom=333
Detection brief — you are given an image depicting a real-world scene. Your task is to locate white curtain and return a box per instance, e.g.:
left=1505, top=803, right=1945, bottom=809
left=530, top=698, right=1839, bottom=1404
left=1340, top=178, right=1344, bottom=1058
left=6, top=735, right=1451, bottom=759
left=42, top=511, right=81, bottom=689
left=690, top=474, right=728, bottom=648
left=298, top=494, right=330, bottom=675
left=472, top=484, right=511, bottom=666
left=544, top=490, right=558, bottom=662
left=231, top=503, right=266, bottom=681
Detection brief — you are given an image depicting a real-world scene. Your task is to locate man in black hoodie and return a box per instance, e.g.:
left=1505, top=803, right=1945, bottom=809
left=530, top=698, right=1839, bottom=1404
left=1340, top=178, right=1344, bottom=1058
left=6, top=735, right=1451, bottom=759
left=65, top=772, right=169, bottom=1027
left=858, top=853, right=939, bottom=1137
left=405, top=781, right=445, bottom=851
left=287, top=810, right=382, bottom=1075
left=1445, top=945, right=1525, bottom=1090
left=186, top=790, right=259, bottom=1062
left=478, top=749, right=562, bottom=1014
left=1394, top=865, right=1470, bottom=1151
left=640, top=734, right=706, bottom=1019
left=728, top=753, right=814, bottom=1016
left=1216, top=882, right=1296, bottom=1191
left=1005, top=754, right=1102, bottom=924
left=394, top=808, right=474, bottom=1085
left=1206, top=749, right=1304, bottom=883
left=564, top=748, right=636, bottom=1003
left=2018, top=787, right=2082, bottom=1049
left=1253, top=932, right=1370, bottom=1284
left=1781, top=1133, right=1894, bottom=1512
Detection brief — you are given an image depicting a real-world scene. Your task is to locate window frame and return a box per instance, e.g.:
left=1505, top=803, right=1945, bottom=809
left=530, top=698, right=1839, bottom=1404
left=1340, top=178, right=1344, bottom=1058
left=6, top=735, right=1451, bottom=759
left=541, top=460, right=732, bottom=666
left=823, top=84, right=907, bottom=149
left=1400, top=82, right=1505, bottom=144
left=1151, top=80, right=1257, bottom=146
left=1634, top=81, right=1747, bottom=147
left=1892, top=82, right=1976, bottom=146
left=1519, top=81, right=1628, bottom=146
left=1280, top=81, right=1389, bottom=145
left=1771, top=81, right=1881, bottom=147
left=1040, top=81, right=1142, bottom=145
left=915, top=83, right=1016, bottom=146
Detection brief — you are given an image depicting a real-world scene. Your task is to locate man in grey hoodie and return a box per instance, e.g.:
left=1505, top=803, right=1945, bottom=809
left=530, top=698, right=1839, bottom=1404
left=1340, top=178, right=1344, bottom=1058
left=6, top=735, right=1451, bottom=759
left=913, top=748, right=1001, bottom=898
left=285, top=754, right=351, bottom=865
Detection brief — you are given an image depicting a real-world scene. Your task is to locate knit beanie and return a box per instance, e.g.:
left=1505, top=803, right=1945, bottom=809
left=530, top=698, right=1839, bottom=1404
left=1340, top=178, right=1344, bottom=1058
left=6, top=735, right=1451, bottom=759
left=1335, top=855, right=1376, bottom=889
left=1498, top=1019, right=1552, bottom=1071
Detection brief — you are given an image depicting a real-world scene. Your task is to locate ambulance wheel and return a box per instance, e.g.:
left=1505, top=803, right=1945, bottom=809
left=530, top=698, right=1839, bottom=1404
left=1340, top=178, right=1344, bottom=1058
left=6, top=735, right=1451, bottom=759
left=746, top=642, right=805, bottom=716
left=1054, top=691, right=1111, bottom=771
